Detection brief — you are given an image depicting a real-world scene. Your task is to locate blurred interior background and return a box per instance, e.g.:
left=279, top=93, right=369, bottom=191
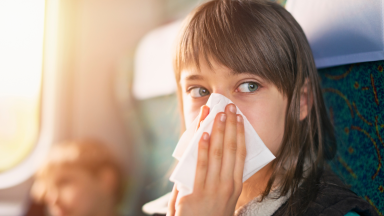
left=0, top=0, right=203, bottom=215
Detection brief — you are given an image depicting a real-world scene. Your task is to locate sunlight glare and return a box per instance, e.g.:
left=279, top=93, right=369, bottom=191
left=0, top=0, right=45, bottom=172
left=0, top=0, right=45, bottom=99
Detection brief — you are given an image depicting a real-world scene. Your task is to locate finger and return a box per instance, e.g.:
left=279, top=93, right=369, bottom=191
left=221, top=104, right=238, bottom=181
left=206, top=112, right=226, bottom=186
left=167, top=184, right=179, bottom=216
left=196, top=105, right=210, bottom=131
left=194, top=132, right=210, bottom=190
left=234, top=114, right=246, bottom=186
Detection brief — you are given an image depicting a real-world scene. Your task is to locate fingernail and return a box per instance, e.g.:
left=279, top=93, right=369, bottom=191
left=229, top=104, right=236, bottom=113
left=237, top=115, right=243, bottom=123
left=203, top=133, right=209, bottom=140
left=220, top=113, right=227, bottom=122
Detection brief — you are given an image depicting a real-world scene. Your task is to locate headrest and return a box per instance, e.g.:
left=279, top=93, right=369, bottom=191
left=286, top=0, right=384, bottom=68
left=133, top=21, right=182, bottom=100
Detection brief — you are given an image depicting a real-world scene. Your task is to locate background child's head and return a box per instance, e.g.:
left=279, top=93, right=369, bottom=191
left=173, top=0, right=335, bottom=202
left=31, top=140, right=124, bottom=216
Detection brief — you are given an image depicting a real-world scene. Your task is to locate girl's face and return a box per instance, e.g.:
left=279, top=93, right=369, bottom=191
left=180, top=60, right=288, bottom=155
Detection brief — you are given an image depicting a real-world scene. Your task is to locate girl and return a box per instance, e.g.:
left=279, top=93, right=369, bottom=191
left=166, top=0, right=378, bottom=215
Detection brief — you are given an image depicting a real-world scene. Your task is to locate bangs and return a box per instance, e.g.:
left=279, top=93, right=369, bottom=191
left=175, top=0, right=300, bottom=96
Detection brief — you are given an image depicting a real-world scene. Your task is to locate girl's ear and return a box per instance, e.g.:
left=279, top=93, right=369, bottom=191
left=299, top=78, right=313, bottom=121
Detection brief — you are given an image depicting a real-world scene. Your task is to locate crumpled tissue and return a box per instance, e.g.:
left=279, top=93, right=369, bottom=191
left=170, top=93, right=275, bottom=199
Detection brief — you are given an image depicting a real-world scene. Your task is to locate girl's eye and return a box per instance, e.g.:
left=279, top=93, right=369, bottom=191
left=190, top=87, right=210, bottom=98
left=237, top=82, right=258, bottom=92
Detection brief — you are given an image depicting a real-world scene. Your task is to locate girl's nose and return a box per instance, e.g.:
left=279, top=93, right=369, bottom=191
left=210, top=90, right=234, bottom=101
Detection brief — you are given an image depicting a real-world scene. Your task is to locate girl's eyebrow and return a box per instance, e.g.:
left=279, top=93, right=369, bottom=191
left=234, top=72, right=267, bottom=83
left=183, top=74, right=204, bottom=81
left=233, top=71, right=257, bottom=77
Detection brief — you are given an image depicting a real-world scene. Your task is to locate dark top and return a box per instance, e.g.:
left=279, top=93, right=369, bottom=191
left=272, top=169, right=378, bottom=216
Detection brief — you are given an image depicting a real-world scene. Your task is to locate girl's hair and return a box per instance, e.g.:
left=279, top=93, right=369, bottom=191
left=173, top=0, right=336, bottom=214
left=31, top=140, right=124, bottom=205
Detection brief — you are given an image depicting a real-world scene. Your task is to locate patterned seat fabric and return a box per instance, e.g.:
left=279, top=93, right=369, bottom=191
left=271, top=0, right=383, bottom=214
left=318, top=61, right=384, bottom=215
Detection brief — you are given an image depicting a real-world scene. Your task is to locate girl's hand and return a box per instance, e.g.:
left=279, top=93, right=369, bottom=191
left=167, top=104, right=246, bottom=216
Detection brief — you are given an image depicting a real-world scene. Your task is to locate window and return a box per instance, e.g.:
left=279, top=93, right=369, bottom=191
left=0, top=0, right=45, bottom=172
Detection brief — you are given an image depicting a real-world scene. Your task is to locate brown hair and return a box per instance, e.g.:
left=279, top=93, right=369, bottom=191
left=173, top=0, right=336, bottom=214
left=31, top=140, right=124, bottom=205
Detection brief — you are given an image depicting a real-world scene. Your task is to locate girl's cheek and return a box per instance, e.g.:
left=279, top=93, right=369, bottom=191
left=236, top=94, right=287, bottom=156
left=182, top=95, right=206, bottom=127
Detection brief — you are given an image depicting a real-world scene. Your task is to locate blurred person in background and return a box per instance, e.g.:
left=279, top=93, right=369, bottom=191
left=29, top=140, right=124, bottom=216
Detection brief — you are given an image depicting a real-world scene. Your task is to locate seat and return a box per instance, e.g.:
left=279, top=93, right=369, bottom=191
left=125, top=21, right=182, bottom=216
left=135, top=93, right=180, bottom=200
left=286, top=0, right=384, bottom=214
left=318, top=62, right=384, bottom=215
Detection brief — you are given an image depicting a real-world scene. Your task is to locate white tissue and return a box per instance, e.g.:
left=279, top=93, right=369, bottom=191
left=170, top=93, right=275, bottom=199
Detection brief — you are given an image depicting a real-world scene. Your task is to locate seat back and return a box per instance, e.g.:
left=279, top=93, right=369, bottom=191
left=286, top=0, right=384, bottom=213
left=136, top=94, right=179, bottom=201
left=319, top=61, right=384, bottom=215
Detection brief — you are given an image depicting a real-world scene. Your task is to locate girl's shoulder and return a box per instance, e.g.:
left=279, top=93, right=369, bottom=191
left=273, top=169, right=378, bottom=216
